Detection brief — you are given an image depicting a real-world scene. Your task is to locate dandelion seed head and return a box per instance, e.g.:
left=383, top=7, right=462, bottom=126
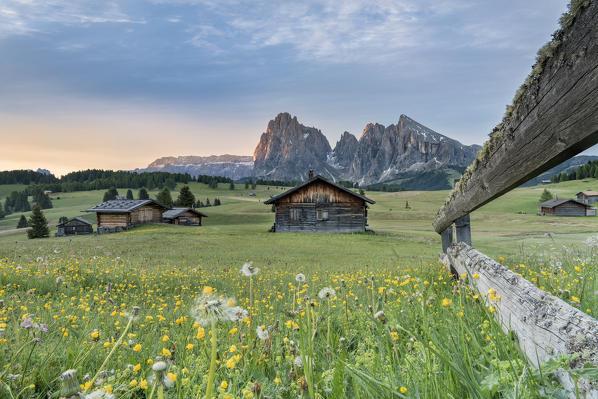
left=295, top=273, right=306, bottom=282
left=318, top=287, right=336, bottom=300
left=240, top=261, right=259, bottom=277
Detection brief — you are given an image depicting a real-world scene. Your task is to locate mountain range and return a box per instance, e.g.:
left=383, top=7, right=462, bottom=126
left=139, top=112, right=483, bottom=189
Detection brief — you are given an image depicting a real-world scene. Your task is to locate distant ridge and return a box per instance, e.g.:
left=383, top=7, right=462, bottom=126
left=139, top=112, right=482, bottom=189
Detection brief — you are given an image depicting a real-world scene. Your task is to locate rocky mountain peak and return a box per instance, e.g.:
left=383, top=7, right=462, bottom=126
left=253, top=113, right=334, bottom=180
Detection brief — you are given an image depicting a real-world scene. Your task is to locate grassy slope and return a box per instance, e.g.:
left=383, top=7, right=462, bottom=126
left=1, top=179, right=597, bottom=266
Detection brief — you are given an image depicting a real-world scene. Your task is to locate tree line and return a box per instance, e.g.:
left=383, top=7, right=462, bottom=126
left=550, top=160, right=598, bottom=183
left=1, top=169, right=234, bottom=194
left=0, top=188, right=52, bottom=219
left=102, top=186, right=222, bottom=209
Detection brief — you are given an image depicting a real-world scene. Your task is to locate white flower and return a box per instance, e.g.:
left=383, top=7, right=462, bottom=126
left=85, top=390, right=115, bottom=399
left=295, top=273, right=306, bottom=283
left=294, top=356, right=303, bottom=368
left=152, top=361, right=167, bottom=372
left=318, top=287, right=336, bottom=300
left=191, top=295, right=244, bottom=326
left=56, top=276, right=64, bottom=284
left=163, top=373, right=176, bottom=389
left=256, top=325, right=269, bottom=340
left=240, top=262, right=259, bottom=277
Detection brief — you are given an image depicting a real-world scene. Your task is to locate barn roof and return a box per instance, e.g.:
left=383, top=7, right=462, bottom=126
left=85, top=199, right=168, bottom=213
left=264, top=175, right=375, bottom=204
left=577, top=190, right=598, bottom=196
left=57, top=217, right=93, bottom=226
left=539, top=198, right=590, bottom=208
left=163, top=207, right=208, bottom=219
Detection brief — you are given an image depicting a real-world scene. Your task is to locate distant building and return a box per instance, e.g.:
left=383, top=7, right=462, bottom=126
left=540, top=180, right=552, bottom=185
left=86, top=199, right=169, bottom=233
left=55, top=217, right=93, bottom=237
left=43, top=190, right=53, bottom=195
left=576, top=190, right=598, bottom=204
left=539, top=198, right=596, bottom=216
left=162, top=208, right=207, bottom=226
left=264, top=172, right=375, bottom=233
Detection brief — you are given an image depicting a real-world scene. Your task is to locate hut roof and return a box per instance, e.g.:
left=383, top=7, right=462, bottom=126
left=576, top=190, right=598, bottom=196
left=539, top=198, right=590, bottom=208
left=264, top=175, right=375, bottom=205
left=85, top=199, right=168, bottom=213
left=163, top=207, right=208, bottom=219
left=57, top=217, right=93, bottom=227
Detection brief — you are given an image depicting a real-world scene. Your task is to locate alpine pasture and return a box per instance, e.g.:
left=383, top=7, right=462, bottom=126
left=0, top=180, right=597, bottom=398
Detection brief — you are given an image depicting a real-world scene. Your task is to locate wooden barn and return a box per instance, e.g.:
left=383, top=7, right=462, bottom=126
left=86, top=199, right=169, bottom=233
left=576, top=190, right=598, bottom=204
left=264, top=173, right=375, bottom=233
left=55, top=217, right=93, bottom=237
left=162, top=208, right=207, bottom=226
left=538, top=198, right=596, bottom=216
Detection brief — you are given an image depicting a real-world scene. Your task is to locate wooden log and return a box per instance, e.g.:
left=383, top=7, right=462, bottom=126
left=434, top=2, right=598, bottom=233
left=455, top=214, right=471, bottom=245
left=440, top=243, right=598, bottom=397
left=440, top=226, right=453, bottom=253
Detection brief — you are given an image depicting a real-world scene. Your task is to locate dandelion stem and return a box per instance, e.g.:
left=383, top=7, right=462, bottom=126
left=326, top=300, right=331, bottom=348
left=204, top=318, right=218, bottom=399
left=19, top=339, right=38, bottom=388
left=88, top=315, right=134, bottom=389
left=158, top=384, right=164, bottom=399
left=249, top=276, right=254, bottom=333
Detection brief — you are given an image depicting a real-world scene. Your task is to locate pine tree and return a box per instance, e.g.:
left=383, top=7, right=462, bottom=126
left=138, top=187, right=149, bottom=200
left=206, top=198, right=211, bottom=207
left=58, top=216, right=69, bottom=224
left=17, top=214, right=28, bottom=228
left=214, top=198, right=221, bottom=206
left=229, top=181, right=235, bottom=190
left=27, top=205, right=49, bottom=238
left=539, top=188, right=553, bottom=202
left=3, top=198, right=11, bottom=215
left=157, top=187, right=173, bottom=208
left=126, top=189, right=134, bottom=200
left=103, top=187, right=119, bottom=202
left=176, top=186, right=195, bottom=208
left=0, top=201, right=4, bottom=219
left=245, top=181, right=249, bottom=189
left=252, top=181, right=257, bottom=189
left=34, top=191, right=52, bottom=209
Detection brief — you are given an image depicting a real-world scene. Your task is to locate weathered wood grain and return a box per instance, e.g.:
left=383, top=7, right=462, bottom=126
left=434, top=2, right=598, bottom=233
left=441, top=243, right=598, bottom=397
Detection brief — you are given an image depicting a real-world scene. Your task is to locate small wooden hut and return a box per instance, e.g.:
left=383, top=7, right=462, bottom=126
left=264, top=173, right=375, bottom=233
left=538, top=198, right=596, bottom=216
left=576, top=190, right=598, bottom=204
left=55, top=217, right=93, bottom=237
left=86, top=199, right=168, bottom=233
left=162, top=208, right=207, bottom=226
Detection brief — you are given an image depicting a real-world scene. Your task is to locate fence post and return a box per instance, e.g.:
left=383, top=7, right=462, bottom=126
left=455, top=214, right=471, bottom=246
left=440, top=226, right=453, bottom=253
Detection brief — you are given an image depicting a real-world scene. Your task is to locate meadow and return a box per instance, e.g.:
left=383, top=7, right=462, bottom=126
left=0, top=179, right=597, bottom=398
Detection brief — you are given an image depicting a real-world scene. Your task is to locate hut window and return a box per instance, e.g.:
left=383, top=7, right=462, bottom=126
left=290, top=208, right=300, bottom=221
left=317, top=210, right=328, bottom=220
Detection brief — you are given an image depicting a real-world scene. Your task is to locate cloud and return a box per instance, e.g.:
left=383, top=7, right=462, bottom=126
left=0, top=1, right=145, bottom=38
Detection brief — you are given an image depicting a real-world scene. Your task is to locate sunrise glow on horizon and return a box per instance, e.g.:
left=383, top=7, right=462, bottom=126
left=1, top=0, right=586, bottom=175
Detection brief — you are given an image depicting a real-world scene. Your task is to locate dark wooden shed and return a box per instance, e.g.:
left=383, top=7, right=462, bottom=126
left=55, top=217, right=93, bottom=237
left=162, top=208, right=207, bottom=226
left=85, top=199, right=169, bottom=233
left=539, top=198, right=596, bottom=216
left=576, top=190, right=598, bottom=204
left=264, top=174, right=375, bottom=233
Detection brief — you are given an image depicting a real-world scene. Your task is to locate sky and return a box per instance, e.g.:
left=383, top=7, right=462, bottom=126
left=0, top=0, right=580, bottom=176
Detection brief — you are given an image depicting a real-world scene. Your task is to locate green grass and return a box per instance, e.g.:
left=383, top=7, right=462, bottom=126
left=0, top=179, right=597, bottom=398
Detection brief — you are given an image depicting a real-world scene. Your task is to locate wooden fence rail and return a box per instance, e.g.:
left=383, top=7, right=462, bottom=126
left=441, top=243, right=598, bottom=397
left=434, top=0, right=598, bottom=234
left=434, top=2, right=598, bottom=397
